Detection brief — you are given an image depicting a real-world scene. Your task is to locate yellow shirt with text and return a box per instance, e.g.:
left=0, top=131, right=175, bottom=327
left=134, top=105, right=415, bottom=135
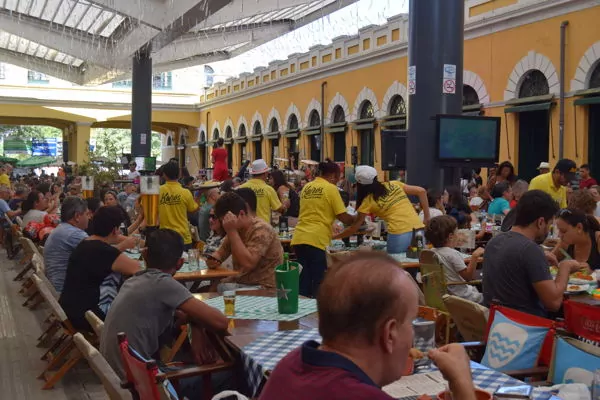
left=0, top=174, right=10, bottom=187
left=529, top=172, right=567, bottom=208
left=292, top=177, right=347, bottom=250
left=240, top=178, right=282, bottom=223
left=158, top=181, right=198, bottom=244
left=357, top=181, right=423, bottom=235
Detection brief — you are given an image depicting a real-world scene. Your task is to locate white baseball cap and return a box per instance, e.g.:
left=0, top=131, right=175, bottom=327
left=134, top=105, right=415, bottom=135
left=537, top=162, right=550, bottom=170
left=249, top=159, right=271, bottom=175
left=355, top=165, right=378, bottom=185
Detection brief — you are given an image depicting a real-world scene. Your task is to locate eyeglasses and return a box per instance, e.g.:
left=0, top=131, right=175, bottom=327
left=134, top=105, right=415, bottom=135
left=209, top=214, right=217, bottom=220
left=558, top=209, right=572, bottom=218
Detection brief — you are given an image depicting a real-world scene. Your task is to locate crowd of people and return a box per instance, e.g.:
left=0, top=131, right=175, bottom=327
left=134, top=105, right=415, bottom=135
left=1, top=151, right=599, bottom=399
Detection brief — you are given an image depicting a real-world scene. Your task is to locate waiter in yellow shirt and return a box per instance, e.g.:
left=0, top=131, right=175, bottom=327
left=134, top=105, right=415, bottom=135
left=291, top=160, right=356, bottom=297
left=158, top=161, right=199, bottom=250
left=0, top=165, right=10, bottom=187
left=336, top=165, right=429, bottom=254
left=240, top=159, right=286, bottom=223
left=528, top=159, right=576, bottom=209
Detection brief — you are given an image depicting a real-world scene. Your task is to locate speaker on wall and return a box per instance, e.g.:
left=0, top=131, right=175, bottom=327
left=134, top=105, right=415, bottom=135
left=351, top=146, right=358, bottom=166
left=380, top=130, right=407, bottom=170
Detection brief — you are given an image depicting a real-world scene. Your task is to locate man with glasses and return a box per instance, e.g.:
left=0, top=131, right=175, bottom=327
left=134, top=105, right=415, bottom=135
left=483, top=190, right=582, bottom=317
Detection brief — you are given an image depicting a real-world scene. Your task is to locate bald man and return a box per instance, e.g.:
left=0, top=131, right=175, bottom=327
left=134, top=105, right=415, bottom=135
left=197, top=187, right=220, bottom=242
left=260, top=252, right=476, bottom=400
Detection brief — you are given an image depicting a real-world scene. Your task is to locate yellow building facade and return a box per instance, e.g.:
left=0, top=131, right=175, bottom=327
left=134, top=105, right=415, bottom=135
left=188, top=0, right=600, bottom=183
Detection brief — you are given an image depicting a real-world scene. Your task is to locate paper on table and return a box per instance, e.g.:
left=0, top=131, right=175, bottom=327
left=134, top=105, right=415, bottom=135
left=383, top=371, right=448, bottom=398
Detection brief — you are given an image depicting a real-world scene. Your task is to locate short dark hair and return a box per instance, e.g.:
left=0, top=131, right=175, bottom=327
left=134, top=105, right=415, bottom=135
left=318, top=251, right=408, bottom=344
left=235, top=188, right=257, bottom=213
left=491, top=181, right=510, bottom=199
left=514, top=190, right=559, bottom=227
left=145, top=229, right=184, bottom=270
left=214, top=192, right=249, bottom=218
left=317, top=159, right=339, bottom=177
left=92, top=206, right=125, bottom=237
left=581, top=164, right=590, bottom=170
left=162, top=161, right=179, bottom=180
left=425, top=215, right=457, bottom=248
left=216, top=137, right=224, bottom=147
left=86, top=197, right=102, bottom=214
left=22, top=190, right=43, bottom=214
left=36, top=183, right=51, bottom=195
left=61, top=196, right=88, bottom=222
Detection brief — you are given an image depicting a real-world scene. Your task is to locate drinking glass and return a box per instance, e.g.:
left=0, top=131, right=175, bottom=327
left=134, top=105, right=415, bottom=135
left=220, top=283, right=238, bottom=317
left=130, top=234, right=141, bottom=254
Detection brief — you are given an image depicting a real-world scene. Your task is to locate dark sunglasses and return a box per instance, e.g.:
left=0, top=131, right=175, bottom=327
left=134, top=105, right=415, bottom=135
left=558, top=209, right=572, bottom=218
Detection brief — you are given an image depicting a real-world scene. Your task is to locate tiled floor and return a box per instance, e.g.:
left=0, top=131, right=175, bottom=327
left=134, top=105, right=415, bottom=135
left=0, top=251, right=107, bottom=399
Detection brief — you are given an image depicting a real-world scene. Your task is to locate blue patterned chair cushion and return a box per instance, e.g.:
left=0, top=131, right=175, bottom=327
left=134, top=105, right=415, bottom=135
left=552, top=336, right=600, bottom=389
left=481, top=310, right=549, bottom=372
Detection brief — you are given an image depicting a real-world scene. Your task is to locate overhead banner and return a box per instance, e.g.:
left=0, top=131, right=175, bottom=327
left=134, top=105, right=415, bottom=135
left=3, top=138, right=30, bottom=154
left=31, top=138, right=57, bottom=157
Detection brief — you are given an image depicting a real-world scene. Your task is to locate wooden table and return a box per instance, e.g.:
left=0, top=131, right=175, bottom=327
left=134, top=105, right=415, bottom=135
left=174, top=267, right=239, bottom=283
left=193, top=290, right=318, bottom=349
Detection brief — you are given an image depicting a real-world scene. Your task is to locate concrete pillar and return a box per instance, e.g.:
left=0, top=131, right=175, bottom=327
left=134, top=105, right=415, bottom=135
left=131, top=48, right=152, bottom=158
left=73, top=122, right=92, bottom=164
left=406, top=0, right=465, bottom=188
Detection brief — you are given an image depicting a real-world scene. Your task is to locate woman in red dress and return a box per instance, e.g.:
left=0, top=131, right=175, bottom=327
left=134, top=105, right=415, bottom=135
left=211, top=138, right=230, bottom=181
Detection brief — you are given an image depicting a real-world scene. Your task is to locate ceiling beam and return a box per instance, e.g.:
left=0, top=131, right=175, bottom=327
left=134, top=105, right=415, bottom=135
left=153, top=52, right=231, bottom=73
left=0, top=48, right=84, bottom=85
left=201, top=0, right=316, bottom=27
left=152, top=22, right=293, bottom=64
left=0, top=9, right=114, bottom=68
left=85, top=0, right=190, bottom=30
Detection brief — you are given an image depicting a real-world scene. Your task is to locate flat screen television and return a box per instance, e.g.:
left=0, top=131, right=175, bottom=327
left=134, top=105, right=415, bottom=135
left=436, top=114, right=501, bottom=166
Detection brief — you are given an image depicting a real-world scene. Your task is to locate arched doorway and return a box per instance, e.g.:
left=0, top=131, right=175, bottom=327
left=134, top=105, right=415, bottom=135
left=198, top=131, right=207, bottom=169
left=516, top=69, right=551, bottom=182
left=237, top=124, right=247, bottom=168
left=383, top=95, right=407, bottom=180
left=587, top=62, right=600, bottom=180
left=286, top=114, right=299, bottom=169
left=268, top=118, right=280, bottom=166
left=225, top=126, right=233, bottom=170
left=308, top=110, right=321, bottom=162
left=332, top=106, right=346, bottom=162
left=252, top=120, right=263, bottom=160
left=463, top=85, right=480, bottom=106
left=358, top=101, right=375, bottom=166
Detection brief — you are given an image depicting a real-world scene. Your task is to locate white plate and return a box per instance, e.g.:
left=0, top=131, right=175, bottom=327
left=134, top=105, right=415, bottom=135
left=569, top=277, right=595, bottom=285
left=565, top=284, right=590, bottom=293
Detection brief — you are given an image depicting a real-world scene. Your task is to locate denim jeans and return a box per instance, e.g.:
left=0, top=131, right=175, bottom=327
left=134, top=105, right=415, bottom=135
left=386, top=231, right=414, bottom=254
left=294, top=244, right=328, bottom=298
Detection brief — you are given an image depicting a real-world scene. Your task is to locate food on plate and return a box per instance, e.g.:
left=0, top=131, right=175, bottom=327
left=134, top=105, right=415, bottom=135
left=572, top=271, right=594, bottom=281
left=567, top=285, right=581, bottom=291
left=409, top=348, right=424, bottom=360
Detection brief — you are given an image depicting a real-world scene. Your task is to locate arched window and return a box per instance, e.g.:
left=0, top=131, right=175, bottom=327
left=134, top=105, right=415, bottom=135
left=253, top=121, right=262, bottom=159
left=360, top=101, right=374, bottom=119
left=166, top=135, right=173, bottom=146
left=589, top=62, right=600, bottom=89
left=519, top=70, right=549, bottom=98
left=388, top=95, right=406, bottom=116
left=200, top=131, right=206, bottom=142
left=333, top=106, right=346, bottom=123
left=359, top=101, right=375, bottom=166
left=213, top=128, right=219, bottom=140
left=269, top=118, right=279, bottom=133
left=309, top=110, right=320, bottom=127
left=238, top=124, right=247, bottom=166
left=288, top=114, right=299, bottom=130
left=225, top=126, right=233, bottom=167
left=332, top=106, right=346, bottom=162
left=225, top=126, right=233, bottom=138
left=308, top=110, right=321, bottom=161
left=238, top=124, right=246, bottom=137
left=198, top=131, right=206, bottom=168
left=462, top=85, right=480, bottom=106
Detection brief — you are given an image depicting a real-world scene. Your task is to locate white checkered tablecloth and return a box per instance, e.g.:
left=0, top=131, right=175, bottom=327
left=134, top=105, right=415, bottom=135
left=201, top=296, right=317, bottom=322
left=177, top=259, right=208, bottom=273
left=241, top=329, right=321, bottom=396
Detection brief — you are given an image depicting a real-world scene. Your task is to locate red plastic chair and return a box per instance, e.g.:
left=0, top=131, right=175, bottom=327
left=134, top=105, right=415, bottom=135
left=564, top=299, right=600, bottom=345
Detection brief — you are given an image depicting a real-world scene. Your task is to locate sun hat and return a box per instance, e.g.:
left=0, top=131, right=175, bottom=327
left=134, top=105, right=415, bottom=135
left=249, top=159, right=271, bottom=175
left=536, top=162, right=550, bottom=170
left=354, top=165, right=378, bottom=185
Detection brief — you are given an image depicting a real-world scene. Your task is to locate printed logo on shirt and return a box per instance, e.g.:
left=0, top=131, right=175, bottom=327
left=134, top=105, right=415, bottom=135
left=160, top=192, right=182, bottom=206
left=375, top=183, right=406, bottom=210
left=251, top=187, right=266, bottom=198
left=301, top=186, right=325, bottom=199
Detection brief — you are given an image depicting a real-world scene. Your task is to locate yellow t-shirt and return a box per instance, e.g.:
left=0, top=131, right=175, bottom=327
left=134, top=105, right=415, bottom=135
left=240, top=178, right=282, bottom=223
left=158, top=181, right=198, bottom=244
left=292, top=177, right=347, bottom=250
left=0, top=174, right=10, bottom=187
left=357, top=181, right=423, bottom=235
left=529, top=172, right=567, bottom=208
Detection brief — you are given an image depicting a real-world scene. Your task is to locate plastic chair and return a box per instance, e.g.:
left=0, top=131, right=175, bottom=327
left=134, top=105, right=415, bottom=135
left=14, top=237, right=38, bottom=281
left=563, top=299, right=600, bottom=346
left=443, top=294, right=489, bottom=342
left=73, top=333, right=133, bottom=400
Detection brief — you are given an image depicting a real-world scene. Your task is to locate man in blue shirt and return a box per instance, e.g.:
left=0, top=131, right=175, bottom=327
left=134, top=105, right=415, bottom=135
left=44, top=197, right=89, bottom=293
left=0, top=186, right=21, bottom=225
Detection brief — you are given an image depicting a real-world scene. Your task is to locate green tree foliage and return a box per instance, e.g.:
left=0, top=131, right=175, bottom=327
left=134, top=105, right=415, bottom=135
left=0, top=125, right=61, bottom=139
left=91, top=128, right=162, bottom=159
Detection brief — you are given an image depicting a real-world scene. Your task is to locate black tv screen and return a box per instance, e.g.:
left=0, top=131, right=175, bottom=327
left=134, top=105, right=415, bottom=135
left=436, top=115, right=500, bottom=164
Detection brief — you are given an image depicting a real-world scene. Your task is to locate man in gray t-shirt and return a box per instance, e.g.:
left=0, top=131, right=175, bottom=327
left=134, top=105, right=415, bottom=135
left=482, top=190, right=582, bottom=317
left=99, top=229, right=228, bottom=380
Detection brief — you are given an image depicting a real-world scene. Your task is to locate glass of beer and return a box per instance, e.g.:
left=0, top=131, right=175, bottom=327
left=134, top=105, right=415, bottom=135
left=223, top=290, right=236, bottom=316
left=140, top=175, right=160, bottom=227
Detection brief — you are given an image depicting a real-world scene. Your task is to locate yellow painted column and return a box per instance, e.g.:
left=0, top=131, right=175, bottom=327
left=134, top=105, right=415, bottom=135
left=74, top=123, right=92, bottom=164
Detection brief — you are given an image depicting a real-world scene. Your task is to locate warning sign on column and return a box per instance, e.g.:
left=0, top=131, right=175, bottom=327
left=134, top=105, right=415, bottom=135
left=442, top=79, right=456, bottom=94
left=408, top=65, right=416, bottom=95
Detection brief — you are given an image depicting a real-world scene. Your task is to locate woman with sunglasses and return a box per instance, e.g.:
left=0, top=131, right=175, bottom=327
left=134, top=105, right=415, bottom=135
left=553, top=208, right=600, bottom=271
